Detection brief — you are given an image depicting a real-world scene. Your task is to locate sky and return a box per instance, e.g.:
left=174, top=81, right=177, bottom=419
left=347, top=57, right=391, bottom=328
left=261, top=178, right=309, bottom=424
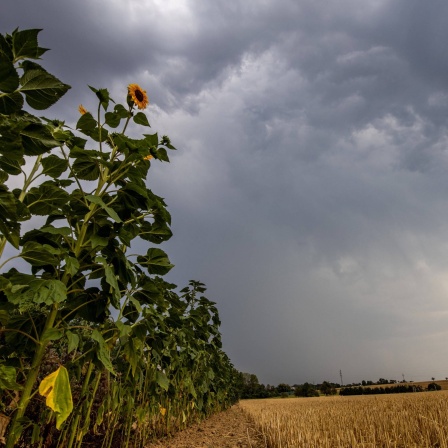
left=3, top=0, right=448, bottom=386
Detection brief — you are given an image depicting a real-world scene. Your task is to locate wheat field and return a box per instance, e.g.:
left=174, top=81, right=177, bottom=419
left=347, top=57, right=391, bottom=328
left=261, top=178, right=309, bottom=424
left=240, top=392, right=448, bottom=447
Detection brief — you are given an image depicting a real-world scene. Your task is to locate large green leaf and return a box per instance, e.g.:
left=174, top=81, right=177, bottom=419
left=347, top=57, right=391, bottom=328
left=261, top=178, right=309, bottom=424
left=137, top=248, right=174, bottom=275
left=0, top=53, right=19, bottom=93
left=20, top=241, right=59, bottom=266
left=140, top=219, right=172, bottom=244
left=12, top=28, right=48, bottom=61
left=0, top=91, right=23, bottom=114
left=133, top=112, right=150, bottom=127
left=0, top=155, right=24, bottom=175
left=72, top=156, right=100, bottom=181
left=21, top=123, right=62, bottom=156
left=76, top=112, right=96, bottom=132
left=41, top=154, right=68, bottom=178
left=20, top=62, right=70, bottom=110
left=144, top=133, right=158, bottom=146
left=5, top=276, right=66, bottom=306
left=24, top=183, right=69, bottom=215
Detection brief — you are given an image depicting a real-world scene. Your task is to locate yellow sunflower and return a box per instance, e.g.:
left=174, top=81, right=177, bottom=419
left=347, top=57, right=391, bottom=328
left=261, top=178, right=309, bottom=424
left=128, top=84, right=149, bottom=110
left=78, top=104, right=88, bottom=115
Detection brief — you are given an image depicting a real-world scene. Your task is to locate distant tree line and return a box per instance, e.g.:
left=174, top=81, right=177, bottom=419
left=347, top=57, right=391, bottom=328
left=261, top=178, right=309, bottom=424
left=236, top=373, right=444, bottom=399
left=236, top=373, right=340, bottom=398
left=339, top=384, right=427, bottom=396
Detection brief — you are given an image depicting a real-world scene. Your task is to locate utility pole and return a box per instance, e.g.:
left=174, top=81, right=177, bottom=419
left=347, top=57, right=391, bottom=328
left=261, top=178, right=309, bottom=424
left=340, top=370, right=343, bottom=386
left=402, top=373, right=405, bottom=383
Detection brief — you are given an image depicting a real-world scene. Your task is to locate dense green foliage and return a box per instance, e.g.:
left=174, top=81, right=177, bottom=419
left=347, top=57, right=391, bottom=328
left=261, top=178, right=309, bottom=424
left=339, top=384, right=424, bottom=396
left=0, top=28, right=240, bottom=447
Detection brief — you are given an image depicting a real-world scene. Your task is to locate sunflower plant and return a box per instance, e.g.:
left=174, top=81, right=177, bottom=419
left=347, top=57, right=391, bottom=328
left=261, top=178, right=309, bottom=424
left=0, top=28, right=240, bottom=448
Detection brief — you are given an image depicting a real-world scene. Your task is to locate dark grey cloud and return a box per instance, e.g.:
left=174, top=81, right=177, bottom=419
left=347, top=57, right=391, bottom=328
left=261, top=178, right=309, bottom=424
left=3, top=0, right=448, bottom=385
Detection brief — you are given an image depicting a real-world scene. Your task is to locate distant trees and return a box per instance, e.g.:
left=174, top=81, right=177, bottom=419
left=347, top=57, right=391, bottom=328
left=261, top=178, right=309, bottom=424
left=339, top=384, right=423, bottom=396
left=320, top=381, right=337, bottom=396
left=277, top=383, right=292, bottom=395
left=294, top=382, right=319, bottom=397
left=427, top=382, right=442, bottom=391
left=238, top=373, right=270, bottom=399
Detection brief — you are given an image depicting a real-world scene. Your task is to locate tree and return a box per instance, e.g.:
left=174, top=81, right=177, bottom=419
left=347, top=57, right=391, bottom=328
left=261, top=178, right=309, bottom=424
left=277, top=383, right=292, bottom=394
left=320, top=381, right=337, bottom=396
left=294, top=383, right=319, bottom=397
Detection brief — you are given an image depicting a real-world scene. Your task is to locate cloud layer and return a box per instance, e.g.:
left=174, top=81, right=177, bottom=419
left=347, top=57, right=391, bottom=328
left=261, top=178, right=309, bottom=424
left=3, top=0, right=448, bottom=384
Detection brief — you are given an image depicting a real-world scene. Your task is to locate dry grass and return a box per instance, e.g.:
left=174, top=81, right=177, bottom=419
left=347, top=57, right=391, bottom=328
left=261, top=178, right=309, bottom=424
left=240, top=391, right=448, bottom=447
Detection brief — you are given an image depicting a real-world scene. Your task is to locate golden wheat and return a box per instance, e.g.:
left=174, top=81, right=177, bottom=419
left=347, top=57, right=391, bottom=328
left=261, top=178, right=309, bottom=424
left=240, top=391, right=448, bottom=447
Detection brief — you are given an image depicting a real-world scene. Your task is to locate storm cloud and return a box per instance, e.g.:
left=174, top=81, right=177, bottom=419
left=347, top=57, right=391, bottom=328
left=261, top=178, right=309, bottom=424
left=3, top=0, right=448, bottom=385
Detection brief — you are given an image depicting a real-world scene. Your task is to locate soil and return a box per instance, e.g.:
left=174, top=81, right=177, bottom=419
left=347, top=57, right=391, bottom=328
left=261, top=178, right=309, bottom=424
left=145, top=404, right=265, bottom=448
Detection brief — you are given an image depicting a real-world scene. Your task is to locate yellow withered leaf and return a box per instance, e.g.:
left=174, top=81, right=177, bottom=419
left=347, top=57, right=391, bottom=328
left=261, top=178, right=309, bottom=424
left=159, top=407, right=167, bottom=416
left=39, top=366, right=73, bottom=429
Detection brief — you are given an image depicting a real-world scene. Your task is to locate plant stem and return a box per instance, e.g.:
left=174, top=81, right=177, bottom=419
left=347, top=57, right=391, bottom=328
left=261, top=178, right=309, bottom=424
left=5, top=304, right=59, bottom=448
left=66, top=361, right=94, bottom=448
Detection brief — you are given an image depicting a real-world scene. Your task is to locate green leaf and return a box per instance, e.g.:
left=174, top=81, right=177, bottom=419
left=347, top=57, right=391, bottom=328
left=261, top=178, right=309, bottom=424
left=41, top=328, right=63, bottom=342
left=66, top=331, right=79, bottom=354
left=0, top=53, right=19, bottom=92
left=116, top=321, right=132, bottom=337
left=0, top=364, right=23, bottom=390
left=20, top=241, right=59, bottom=266
left=88, top=86, right=112, bottom=110
left=140, top=220, right=172, bottom=244
left=41, top=226, right=71, bottom=236
left=0, top=154, right=24, bottom=175
left=156, top=371, right=169, bottom=391
left=20, top=62, right=70, bottom=110
left=0, top=33, right=13, bottom=61
left=39, top=366, right=73, bottom=429
left=0, top=309, right=10, bottom=325
left=91, top=329, right=115, bottom=374
left=24, top=183, right=69, bottom=215
left=155, top=147, right=169, bottom=162
left=86, top=194, right=122, bottom=223
left=104, top=112, right=121, bottom=128
left=133, top=112, right=150, bottom=127
left=144, top=133, right=158, bottom=147
left=21, top=123, right=62, bottom=156
left=137, top=248, right=174, bottom=275
left=5, top=277, right=67, bottom=306
left=95, top=256, right=121, bottom=306
left=76, top=112, right=97, bottom=132
left=0, top=170, right=8, bottom=183
left=41, top=154, right=68, bottom=177
left=0, top=91, right=24, bottom=114
left=64, top=256, right=79, bottom=277
left=72, top=156, right=100, bottom=181
left=12, top=28, right=48, bottom=61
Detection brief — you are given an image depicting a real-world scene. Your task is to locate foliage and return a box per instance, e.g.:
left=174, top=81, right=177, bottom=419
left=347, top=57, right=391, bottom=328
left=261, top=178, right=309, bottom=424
left=0, top=28, right=239, bottom=447
left=339, top=384, right=424, bottom=396
left=427, top=382, right=442, bottom=391
left=319, top=381, right=337, bottom=396
left=238, top=373, right=270, bottom=399
left=294, top=382, right=319, bottom=398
